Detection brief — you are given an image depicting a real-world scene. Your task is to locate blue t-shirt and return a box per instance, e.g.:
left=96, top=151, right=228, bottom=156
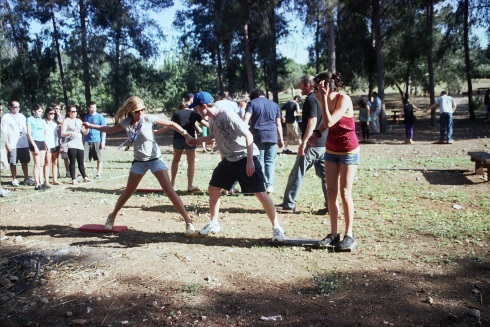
left=370, top=96, right=381, bottom=115
left=26, top=116, right=45, bottom=141
left=83, top=113, right=107, bottom=142
left=245, top=97, right=280, bottom=145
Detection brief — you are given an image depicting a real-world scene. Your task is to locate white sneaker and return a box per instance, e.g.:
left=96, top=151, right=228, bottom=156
left=104, top=214, right=115, bottom=230
left=272, top=226, right=285, bottom=242
left=11, top=179, right=20, bottom=187
left=24, top=178, right=35, bottom=186
left=185, top=223, right=196, bottom=236
left=266, top=186, right=274, bottom=193
left=0, top=188, right=12, bottom=197
left=199, top=222, right=221, bottom=235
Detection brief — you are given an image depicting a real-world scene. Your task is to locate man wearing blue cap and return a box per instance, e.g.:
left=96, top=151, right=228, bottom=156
left=186, top=91, right=285, bottom=241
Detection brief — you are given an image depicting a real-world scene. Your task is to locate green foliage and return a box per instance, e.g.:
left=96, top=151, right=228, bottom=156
left=312, top=269, right=342, bottom=296
left=181, top=283, right=202, bottom=296
left=0, top=0, right=488, bottom=111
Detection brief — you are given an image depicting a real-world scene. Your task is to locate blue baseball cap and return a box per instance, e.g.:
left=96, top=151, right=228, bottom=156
left=188, top=91, right=213, bottom=108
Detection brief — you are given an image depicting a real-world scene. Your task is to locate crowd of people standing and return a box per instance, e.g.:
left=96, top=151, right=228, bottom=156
left=2, top=74, right=474, bottom=249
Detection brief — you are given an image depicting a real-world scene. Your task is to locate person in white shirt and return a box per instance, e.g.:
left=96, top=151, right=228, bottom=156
left=1, top=101, right=35, bottom=186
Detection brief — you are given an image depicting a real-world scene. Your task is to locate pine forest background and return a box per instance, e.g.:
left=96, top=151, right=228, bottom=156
left=1, top=0, right=490, bottom=119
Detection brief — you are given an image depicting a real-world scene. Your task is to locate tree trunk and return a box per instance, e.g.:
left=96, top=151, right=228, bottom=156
left=79, top=0, right=91, bottom=105
left=243, top=20, right=254, bottom=94
left=426, top=0, right=436, bottom=127
left=327, top=5, right=336, bottom=73
left=217, top=45, right=224, bottom=93
left=114, top=28, right=122, bottom=112
left=269, top=6, right=278, bottom=103
left=314, top=13, right=321, bottom=74
left=463, top=0, right=475, bottom=120
left=372, top=0, right=387, bottom=132
left=50, top=4, right=69, bottom=106
left=404, top=63, right=411, bottom=100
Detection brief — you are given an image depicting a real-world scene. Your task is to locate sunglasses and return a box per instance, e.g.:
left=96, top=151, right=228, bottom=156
left=133, top=108, right=145, bottom=114
left=48, top=112, right=55, bottom=115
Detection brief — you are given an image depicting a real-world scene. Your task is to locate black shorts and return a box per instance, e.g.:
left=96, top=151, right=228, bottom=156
left=49, top=146, right=60, bottom=153
left=29, top=140, right=47, bottom=152
left=209, top=156, right=266, bottom=193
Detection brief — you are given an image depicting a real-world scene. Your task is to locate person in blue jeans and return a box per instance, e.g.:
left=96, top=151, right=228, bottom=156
left=276, top=75, right=328, bottom=214
left=243, top=89, right=284, bottom=193
left=427, top=91, right=457, bottom=144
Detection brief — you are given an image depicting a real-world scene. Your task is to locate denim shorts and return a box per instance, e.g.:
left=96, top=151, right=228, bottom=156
left=324, top=152, right=360, bottom=165
left=130, top=158, right=168, bottom=175
left=173, top=138, right=196, bottom=150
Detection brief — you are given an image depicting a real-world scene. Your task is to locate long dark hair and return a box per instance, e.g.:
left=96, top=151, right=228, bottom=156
left=43, top=105, right=58, bottom=121
left=313, top=72, right=343, bottom=92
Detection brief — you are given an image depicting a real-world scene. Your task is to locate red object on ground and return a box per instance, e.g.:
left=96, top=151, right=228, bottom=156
left=79, top=224, right=128, bottom=233
left=135, top=188, right=164, bottom=193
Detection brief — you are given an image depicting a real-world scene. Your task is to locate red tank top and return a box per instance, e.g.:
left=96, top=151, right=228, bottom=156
left=325, top=94, right=359, bottom=154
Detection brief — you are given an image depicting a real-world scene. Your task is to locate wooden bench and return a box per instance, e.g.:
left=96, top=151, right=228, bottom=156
left=468, top=151, right=490, bottom=181
left=477, top=88, right=489, bottom=95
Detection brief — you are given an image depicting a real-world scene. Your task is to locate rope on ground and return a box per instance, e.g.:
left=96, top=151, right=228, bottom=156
left=0, top=260, right=40, bottom=306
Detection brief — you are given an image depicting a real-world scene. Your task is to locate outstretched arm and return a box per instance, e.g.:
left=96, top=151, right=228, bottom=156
left=82, top=122, right=124, bottom=134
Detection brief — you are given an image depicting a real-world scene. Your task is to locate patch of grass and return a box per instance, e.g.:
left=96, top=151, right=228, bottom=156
left=181, top=283, right=203, bottom=296
left=311, top=268, right=342, bottom=296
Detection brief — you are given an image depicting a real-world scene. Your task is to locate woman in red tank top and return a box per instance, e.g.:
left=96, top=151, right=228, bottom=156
left=313, top=72, right=359, bottom=252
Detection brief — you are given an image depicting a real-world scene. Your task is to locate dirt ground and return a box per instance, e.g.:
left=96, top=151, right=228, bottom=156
left=1, top=106, right=489, bottom=327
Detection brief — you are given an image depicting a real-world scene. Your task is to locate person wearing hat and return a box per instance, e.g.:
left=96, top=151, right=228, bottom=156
left=186, top=91, right=285, bottom=241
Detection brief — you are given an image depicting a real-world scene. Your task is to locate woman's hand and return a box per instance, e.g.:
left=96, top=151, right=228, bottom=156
left=315, top=80, right=328, bottom=97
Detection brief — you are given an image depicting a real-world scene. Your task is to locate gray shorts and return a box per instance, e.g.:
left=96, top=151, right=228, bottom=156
left=8, top=147, right=31, bottom=164
left=84, top=142, right=103, bottom=162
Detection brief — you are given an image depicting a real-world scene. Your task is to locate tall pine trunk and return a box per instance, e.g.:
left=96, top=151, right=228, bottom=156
left=372, top=0, right=387, bottom=132
left=50, top=4, right=68, bottom=106
left=269, top=7, right=279, bottom=103
left=243, top=20, right=254, bottom=94
left=327, top=5, right=336, bottom=73
left=79, top=0, right=91, bottom=105
left=463, top=0, right=475, bottom=120
left=426, top=0, right=436, bottom=127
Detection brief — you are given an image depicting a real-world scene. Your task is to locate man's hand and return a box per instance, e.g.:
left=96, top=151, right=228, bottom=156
left=185, top=134, right=197, bottom=147
left=307, top=134, right=317, bottom=147
left=246, top=159, right=255, bottom=177
left=298, top=141, right=307, bottom=156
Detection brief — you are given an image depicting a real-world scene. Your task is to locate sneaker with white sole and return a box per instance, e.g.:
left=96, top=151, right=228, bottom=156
left=104, top=214, right=115, bottom=230
left=24, top=178, right=35, bottom=186
left=199, top=222, right=221, bottom=235
left=0, top=188, right=12, bottom=197
left=272, top=226, right=285, bottom=242
left=185, top=223, right=196, bottom=236
left=11, top=179, right=20, bottom=187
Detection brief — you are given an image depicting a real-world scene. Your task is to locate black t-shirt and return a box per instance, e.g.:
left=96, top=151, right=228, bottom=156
left=302, top=92, right=326, bottom=147
left=172, top=109, right=202, bottom=139
left=403, top=104, right=415, bottom=124
left=281, top=100, right=299, bottom=124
